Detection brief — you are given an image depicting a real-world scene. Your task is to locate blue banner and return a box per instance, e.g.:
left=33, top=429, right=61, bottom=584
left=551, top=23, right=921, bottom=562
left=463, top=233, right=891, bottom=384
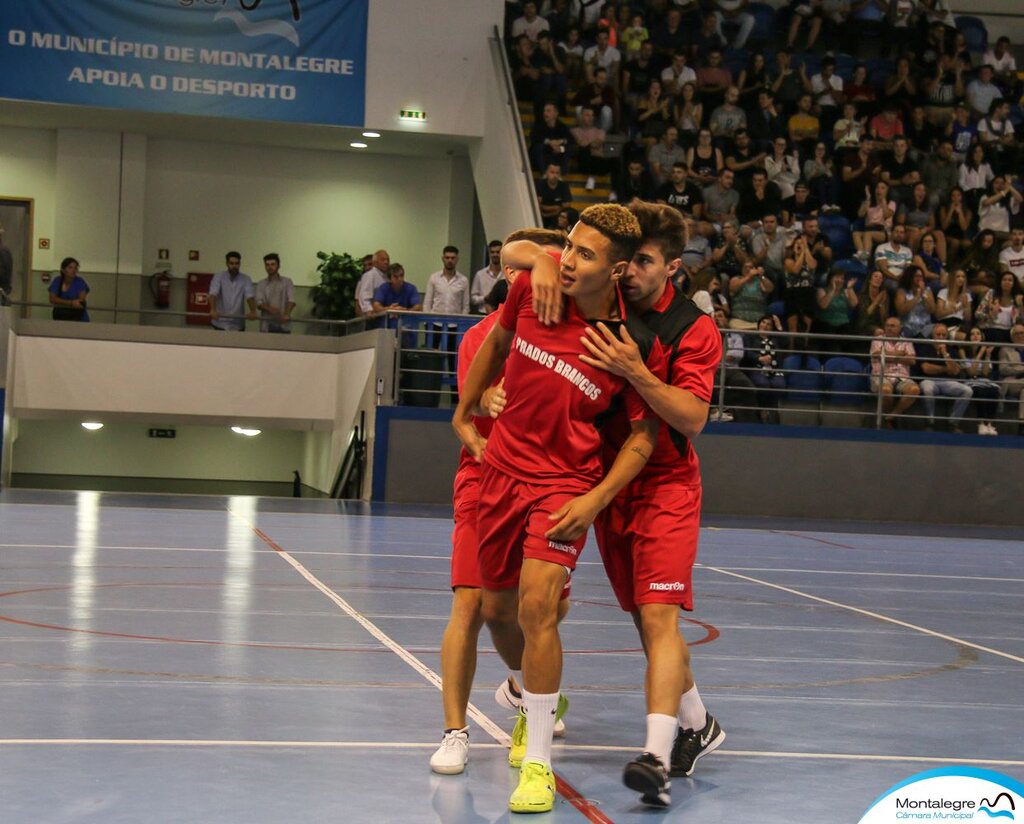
left=0, top=0, right=367, bottom=127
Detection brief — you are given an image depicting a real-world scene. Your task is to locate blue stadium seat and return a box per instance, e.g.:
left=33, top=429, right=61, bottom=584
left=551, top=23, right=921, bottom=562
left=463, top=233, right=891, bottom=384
left=818, top=215, right=854, bottom=261
left=768, top=299, right=785, bottom=319
left=822, top=357, right=870, bottom=405
left=866, top=57, right=894, bottom=89
left=834, top=53, right=857, bottom=82
left=798, top=53, right=822, bottom=78
left=783, top=354, right=823, bottom=403
left=748, top=3, right=777, bottom=45
left=956, top=15, right=988, bottom=55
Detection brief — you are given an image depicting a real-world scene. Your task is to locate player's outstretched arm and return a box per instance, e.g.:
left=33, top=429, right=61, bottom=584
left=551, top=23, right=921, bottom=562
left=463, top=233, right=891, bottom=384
left=452, top=323, right=513, bottom=460
left=545, top=416, right=658, bottom=541
left=580, top=322, right=711, bottom=440
left=501, top=241, right=563, bottom=326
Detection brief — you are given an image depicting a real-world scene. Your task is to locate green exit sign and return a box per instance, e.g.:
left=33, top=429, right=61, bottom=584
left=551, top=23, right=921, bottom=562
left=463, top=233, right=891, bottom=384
left=148, top=428, right=176, bottom=439
left=399, top=109, right=426, bottom=121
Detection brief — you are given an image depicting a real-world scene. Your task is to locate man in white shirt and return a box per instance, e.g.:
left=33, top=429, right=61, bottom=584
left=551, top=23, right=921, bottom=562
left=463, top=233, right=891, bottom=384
left=424, top=245, right=470, bottom=375
left=810, top=57, right=844, bottom=130
left=471, top=240, right=503, bottom=314
left=874, top=225, right=913, bottom=291
left=967, top=65, right=1002, bottom=120
left=1000, top=228, right=1024, bottom=287
left=255, top=253, right=296, bottom=333
left=583, top=28, right=621, bottom=83
left=660, top=51, right=696, bottom=96
left=510, top=1, right=549, bottom=41
left=355, top=248, right=389, bottom=316
left=984, top=37, right=1018, bottom=97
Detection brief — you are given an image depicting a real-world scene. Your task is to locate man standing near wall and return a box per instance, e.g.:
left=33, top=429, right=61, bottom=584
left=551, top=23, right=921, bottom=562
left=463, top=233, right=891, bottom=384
left=471, top=241, right=503, bottom=314
left=208, top=251, right=256, bottom=331
left=355, top=249, right=389, bottom=317
left=255, top=253, right=295, bottom=334
left=424, top=246, right=470, bottom=376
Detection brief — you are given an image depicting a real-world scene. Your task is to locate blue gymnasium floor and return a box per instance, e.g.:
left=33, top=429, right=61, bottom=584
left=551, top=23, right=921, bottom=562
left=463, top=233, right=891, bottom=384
left=0, top=490, right=1021, bottom=823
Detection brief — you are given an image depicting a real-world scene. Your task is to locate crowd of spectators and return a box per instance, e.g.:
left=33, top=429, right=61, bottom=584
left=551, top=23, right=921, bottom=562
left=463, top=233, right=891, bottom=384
left=509, top=0, right=1024, bottom=430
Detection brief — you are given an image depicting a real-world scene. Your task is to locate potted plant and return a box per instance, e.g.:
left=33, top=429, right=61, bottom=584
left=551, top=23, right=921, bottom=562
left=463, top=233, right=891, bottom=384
left=310, top=251, right=362, bottom=331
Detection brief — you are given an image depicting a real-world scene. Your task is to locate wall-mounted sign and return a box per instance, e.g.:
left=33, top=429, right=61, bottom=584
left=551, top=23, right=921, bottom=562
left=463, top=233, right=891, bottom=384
left=0, top=1, right=368, bottom=126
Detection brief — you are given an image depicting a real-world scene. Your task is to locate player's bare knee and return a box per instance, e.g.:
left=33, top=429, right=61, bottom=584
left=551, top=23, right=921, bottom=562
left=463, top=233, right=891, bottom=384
left=480, top=588, right=517, bottom=629
left=518, top=589, right=559, bottom=634
left=639, top=603, right=682, bottom=645
left=450, top=587, right=485, bottom=632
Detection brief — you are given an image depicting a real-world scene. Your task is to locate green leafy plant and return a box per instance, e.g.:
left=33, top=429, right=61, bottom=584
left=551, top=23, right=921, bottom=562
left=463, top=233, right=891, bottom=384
left=310, top=251, right=363, bottom=325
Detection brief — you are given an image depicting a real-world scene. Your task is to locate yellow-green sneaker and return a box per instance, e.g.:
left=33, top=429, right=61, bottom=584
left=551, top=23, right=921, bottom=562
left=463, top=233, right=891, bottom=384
left=509, top=759, right=555, bottom=814
left=508, top=694, right=569, bottom=768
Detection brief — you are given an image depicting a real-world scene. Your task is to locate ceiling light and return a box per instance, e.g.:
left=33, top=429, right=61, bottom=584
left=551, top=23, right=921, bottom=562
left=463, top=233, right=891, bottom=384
left=350, top=141, right=368, bottom=149
left=231, top=426, right=261, bottom=437
left=362, top=131, right=381, bottom=138
left=81, top=422, right=104, bottom=431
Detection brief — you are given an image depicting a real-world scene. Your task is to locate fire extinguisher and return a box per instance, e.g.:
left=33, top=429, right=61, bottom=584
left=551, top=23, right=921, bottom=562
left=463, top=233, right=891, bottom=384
left=150, top=271, right=172, bottom=308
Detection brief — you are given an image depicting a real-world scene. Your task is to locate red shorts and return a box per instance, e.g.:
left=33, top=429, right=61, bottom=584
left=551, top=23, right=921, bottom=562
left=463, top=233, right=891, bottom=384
left=451, top=475, right=482, bottom=590
left=595, top=481, right=702, bottom=612
left=476, top=462, right=589, bottom=591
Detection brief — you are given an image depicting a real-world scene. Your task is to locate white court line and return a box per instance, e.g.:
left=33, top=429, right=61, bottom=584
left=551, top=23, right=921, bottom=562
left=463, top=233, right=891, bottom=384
left=1, top=739, right=1021, bottom=768
left=227, top=510, right=511, bottom=746
left=698, top=565, right=1024, bottom=584
left=705, top=566, right=1024, bottom=666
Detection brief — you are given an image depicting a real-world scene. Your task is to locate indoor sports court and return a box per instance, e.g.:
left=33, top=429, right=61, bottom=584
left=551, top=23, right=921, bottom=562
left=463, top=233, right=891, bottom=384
left=1, top=489, right=1020, bottom=822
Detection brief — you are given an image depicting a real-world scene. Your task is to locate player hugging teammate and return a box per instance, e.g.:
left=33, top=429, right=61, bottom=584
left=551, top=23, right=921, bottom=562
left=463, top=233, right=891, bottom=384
left=438, top=202, right=724, bottom=814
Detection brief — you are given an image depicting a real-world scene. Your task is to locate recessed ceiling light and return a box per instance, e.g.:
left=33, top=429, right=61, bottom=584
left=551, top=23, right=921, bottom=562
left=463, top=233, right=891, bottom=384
left=81, top=422, right=104, bottom=431
left=350, top=141, right=368, bottom=149
left=362, top=131, right=381, bottom=138
left=231, top=426, right=261, bottom=437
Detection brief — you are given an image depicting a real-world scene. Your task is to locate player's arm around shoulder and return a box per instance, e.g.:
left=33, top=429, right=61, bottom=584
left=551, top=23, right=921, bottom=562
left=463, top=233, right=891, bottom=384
left=581, top=313, right=721, bottom=440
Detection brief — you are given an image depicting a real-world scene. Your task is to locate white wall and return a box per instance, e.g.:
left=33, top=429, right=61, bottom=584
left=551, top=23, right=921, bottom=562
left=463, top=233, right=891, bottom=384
left=12, top=419, right=306, bottom=483
left=0, top=126, right=57, bottom=273
left=364, top=0, right=504, bottom=137
left=142, top=137, right=472, bottom=288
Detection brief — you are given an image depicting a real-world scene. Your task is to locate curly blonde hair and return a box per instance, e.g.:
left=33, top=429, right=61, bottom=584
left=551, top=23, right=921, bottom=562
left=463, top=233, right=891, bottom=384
left=579, top=204, right=642, bottom=263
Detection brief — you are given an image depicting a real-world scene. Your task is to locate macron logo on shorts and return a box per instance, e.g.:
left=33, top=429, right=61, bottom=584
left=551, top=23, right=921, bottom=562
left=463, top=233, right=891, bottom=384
left=649, top=581, right=686, bottom=592
left=548, top=540, right=578, bottom=557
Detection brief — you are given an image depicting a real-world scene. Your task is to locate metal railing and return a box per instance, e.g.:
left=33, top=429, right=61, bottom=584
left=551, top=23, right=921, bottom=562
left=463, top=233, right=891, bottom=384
left=491, top=25, right=543, bottom=227
left=5, top=298, right=370, bottom=335
left=384, top=314, right=1023, bottom=434
left=714, top=328, right=1022, bottom=433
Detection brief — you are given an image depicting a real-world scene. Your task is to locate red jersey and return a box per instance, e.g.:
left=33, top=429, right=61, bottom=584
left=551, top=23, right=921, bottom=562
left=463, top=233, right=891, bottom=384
left=454, top=311, right=501, bottom=493
left=483, top=271, right=664, bottom=490
left=602, top=282, right=722, bottom=487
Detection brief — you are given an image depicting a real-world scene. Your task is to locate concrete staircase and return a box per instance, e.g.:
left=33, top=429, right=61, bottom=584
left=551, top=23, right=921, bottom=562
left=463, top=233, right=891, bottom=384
left=518, top=100, right=613, bottom=212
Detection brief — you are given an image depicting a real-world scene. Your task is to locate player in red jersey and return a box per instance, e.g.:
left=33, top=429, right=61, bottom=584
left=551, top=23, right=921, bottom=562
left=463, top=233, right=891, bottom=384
left=430, top=229, right=570, bottom=776
left=453, top=204, right=665, bottom=814
left=515, top=201, right=724, bottom=808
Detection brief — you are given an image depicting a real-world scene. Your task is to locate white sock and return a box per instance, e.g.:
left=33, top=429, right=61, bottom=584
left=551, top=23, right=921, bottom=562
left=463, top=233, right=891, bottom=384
left=678, top=685, right=707, bottom=732
left=643, top=713, right=677, bottom=770
left=522, top=690, right=559, bottom=766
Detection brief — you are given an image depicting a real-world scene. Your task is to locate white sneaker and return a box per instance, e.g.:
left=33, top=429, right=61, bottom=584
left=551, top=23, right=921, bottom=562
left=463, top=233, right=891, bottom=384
left=608, top=190, right=618, bottom=202
left=709, top=408, right=734, bottom=422
left=495, top=677, right=522, bottom=712
left=585, top=175, right=596, bottom=190
left=983, top=423, right=998, bottom=436
left=495, top=678, right=566, bottom=736
left=430, top=727, right=469, bottom=775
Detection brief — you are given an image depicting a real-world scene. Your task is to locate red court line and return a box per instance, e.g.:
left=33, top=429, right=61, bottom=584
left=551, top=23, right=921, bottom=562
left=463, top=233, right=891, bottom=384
left=252, top=524, right=617, bottom=824
left=769, top=530, right=857, bottom=550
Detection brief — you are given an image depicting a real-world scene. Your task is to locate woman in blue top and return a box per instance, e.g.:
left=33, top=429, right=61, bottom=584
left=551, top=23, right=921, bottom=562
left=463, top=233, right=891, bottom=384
left=48, top=257, right=89, bottom=322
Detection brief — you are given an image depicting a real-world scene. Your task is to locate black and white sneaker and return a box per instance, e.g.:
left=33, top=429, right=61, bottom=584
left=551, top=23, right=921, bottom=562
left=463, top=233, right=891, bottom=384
left=670, top=713, right=725, bottom=777
left=623, top=752, right=671, bottom=807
